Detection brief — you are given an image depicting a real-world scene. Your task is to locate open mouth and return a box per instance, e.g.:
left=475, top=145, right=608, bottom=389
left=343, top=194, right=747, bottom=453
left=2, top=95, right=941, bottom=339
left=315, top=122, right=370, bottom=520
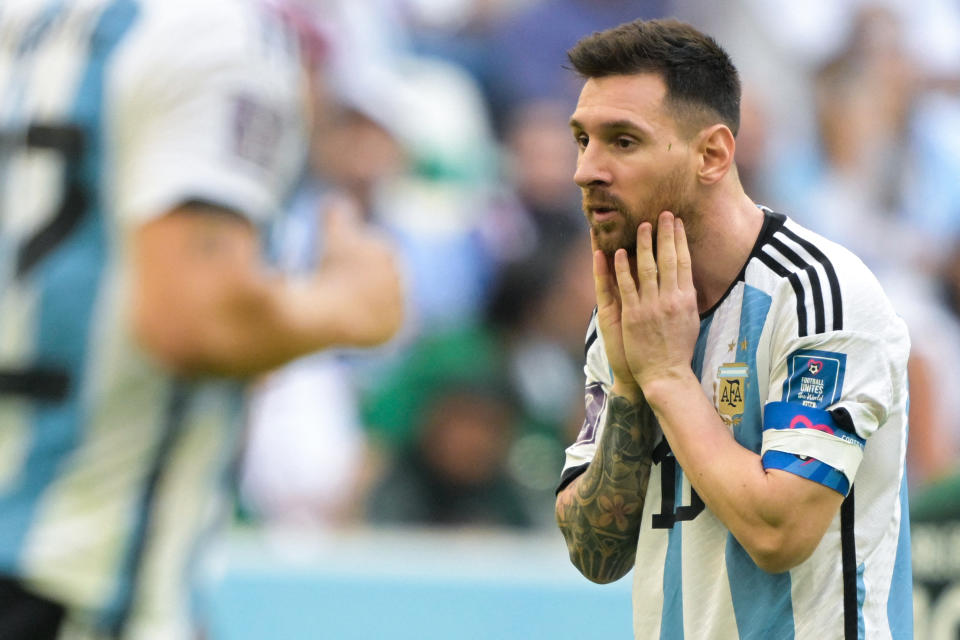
left=590, top=207, right=619, bottom=223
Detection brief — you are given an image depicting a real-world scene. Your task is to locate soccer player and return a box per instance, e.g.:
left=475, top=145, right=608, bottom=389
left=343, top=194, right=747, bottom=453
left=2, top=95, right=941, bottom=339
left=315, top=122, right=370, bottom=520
left=0, top=0, right=403, bottom=637
left=555, top=19, right=912, bottom=639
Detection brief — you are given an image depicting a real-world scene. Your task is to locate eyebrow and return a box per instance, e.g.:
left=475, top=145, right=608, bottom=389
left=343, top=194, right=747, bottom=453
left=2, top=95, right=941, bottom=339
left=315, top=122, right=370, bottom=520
left=568, top=118, right=651, bottom=137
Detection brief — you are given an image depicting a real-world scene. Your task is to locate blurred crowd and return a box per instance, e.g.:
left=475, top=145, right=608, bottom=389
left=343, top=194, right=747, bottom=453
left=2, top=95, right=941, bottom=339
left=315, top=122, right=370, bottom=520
left=238, top=0, right=960, bottom=532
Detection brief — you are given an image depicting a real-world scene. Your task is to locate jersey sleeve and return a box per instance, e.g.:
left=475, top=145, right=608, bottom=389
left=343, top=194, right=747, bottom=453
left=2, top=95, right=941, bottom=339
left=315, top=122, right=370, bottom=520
left=761, top=266, right=911, bottom=495
left=108, top=1, right=308, bottom=226
left=557, top=310, right=613, bottom=492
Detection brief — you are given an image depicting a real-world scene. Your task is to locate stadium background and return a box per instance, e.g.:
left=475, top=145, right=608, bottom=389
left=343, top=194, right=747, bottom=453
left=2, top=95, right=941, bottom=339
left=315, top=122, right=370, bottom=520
left=192, top=0, right=960, bottom=637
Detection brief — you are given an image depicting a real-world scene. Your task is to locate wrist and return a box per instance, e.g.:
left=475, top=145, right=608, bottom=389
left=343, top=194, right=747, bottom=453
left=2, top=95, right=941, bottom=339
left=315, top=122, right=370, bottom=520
left=639, top=368, right=698, bottom=407
left=611, top=379, right=643, bottom=404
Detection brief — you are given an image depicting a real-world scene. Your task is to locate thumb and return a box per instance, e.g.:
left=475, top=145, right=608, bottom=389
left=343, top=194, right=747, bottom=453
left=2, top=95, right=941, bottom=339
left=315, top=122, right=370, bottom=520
left=322, top=194, right=363, bottom=246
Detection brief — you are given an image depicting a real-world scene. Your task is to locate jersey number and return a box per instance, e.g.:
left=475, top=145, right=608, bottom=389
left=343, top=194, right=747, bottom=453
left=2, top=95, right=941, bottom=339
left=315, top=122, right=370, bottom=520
left=4, top=122, right=87, bottom=278
left=651, top=440, right=705, bottom=529
left=0, top=122, right=86, bottom=401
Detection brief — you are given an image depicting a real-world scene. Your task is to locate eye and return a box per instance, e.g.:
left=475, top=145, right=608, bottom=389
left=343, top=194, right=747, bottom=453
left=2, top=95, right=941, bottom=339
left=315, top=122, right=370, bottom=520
left=615, top=136, right=636, bottom=149
left=574, top=133, right=589, bottom=149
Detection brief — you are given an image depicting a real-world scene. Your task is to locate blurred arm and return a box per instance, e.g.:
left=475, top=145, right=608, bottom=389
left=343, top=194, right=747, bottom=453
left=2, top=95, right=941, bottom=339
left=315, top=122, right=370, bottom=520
left=132, top=202, right=403, bottom=377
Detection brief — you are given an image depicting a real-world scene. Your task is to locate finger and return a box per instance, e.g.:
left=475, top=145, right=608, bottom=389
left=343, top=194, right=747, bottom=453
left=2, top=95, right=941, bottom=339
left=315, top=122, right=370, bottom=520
left=634, top=222, right=659, bottom=300
left=323, top=195, right=362, bottom=244
left=656, top=211, right=678, bottom=291
left=591, top=230, right=617, bottom=308
left=614, top=248, right=640, bottom=306
left=675, top=217, right=694, bottom=291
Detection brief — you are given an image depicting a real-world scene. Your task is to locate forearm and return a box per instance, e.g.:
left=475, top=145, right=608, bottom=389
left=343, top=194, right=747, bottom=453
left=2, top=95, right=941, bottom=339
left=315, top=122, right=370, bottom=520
left=170, top=275, right=363, bottom=376
left=133, top=205, right=403, bottom=378
left=642, top=373, right=840, bottom=572
left=612, top=210, right=841, bottom=572
left=556, top=394, right=656, bottom=583
left=136, top=268, right=396, bottom=378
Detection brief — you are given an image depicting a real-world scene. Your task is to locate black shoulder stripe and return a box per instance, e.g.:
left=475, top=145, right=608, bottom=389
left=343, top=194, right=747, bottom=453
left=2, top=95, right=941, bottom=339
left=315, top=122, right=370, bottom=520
left=777, top=225, right=843, bottom=331
left=770, top=236, right=826, bottom=334
left=758, top=250, right=810, bottom=337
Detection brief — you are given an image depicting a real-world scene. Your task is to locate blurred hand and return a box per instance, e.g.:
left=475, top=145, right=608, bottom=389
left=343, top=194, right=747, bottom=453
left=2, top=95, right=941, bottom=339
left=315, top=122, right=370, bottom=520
left=315, top=197, right=405, bottom=347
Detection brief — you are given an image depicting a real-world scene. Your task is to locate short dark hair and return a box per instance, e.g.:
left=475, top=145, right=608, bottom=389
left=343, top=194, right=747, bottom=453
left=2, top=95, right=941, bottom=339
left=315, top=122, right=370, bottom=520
left=567, top=18, right=741, bottom=137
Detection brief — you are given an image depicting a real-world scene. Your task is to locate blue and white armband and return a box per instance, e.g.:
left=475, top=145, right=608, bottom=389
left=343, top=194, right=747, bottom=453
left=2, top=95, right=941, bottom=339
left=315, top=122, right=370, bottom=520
left=760, top=402, right=865, bottom=496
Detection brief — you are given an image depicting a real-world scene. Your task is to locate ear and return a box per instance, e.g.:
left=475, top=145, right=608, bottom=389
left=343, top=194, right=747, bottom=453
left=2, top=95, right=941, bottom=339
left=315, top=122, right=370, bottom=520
left=696, top=124, right=735, bottom=185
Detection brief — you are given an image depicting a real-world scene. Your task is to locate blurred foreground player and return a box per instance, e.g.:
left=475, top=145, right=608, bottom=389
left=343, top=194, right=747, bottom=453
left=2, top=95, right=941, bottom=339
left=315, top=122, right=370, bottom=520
left=554, top=19, right=912, bottom=639
left=0, top=0, right=403, bottom=637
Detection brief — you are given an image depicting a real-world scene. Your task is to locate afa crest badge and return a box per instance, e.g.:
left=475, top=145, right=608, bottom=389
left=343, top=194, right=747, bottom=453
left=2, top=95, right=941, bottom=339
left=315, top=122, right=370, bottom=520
left=717, top=363, right=748, bottom=424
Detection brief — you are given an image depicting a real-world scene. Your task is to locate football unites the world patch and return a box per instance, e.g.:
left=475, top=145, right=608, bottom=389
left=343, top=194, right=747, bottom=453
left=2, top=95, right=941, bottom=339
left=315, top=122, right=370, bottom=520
left=782, top=349, right=846, bottom=409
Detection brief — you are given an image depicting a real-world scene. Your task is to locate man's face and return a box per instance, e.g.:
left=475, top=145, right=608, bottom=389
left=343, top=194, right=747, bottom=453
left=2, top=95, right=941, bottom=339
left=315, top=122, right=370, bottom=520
left=570, top=73, right=698, bottom=255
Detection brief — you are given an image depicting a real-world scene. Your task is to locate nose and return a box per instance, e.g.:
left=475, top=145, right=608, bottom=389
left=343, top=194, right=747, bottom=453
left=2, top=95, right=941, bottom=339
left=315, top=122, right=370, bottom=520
left=573, top=144, right=611, bottom=189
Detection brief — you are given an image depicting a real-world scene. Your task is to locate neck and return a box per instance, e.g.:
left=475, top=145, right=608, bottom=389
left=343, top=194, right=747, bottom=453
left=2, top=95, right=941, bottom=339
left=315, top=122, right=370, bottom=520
left=688, top=186, right=764, bottom=314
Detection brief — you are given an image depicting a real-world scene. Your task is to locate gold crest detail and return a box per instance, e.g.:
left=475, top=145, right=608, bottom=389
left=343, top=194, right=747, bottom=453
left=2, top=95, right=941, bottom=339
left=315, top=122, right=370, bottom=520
left=717, top=363, right=748, bottom=419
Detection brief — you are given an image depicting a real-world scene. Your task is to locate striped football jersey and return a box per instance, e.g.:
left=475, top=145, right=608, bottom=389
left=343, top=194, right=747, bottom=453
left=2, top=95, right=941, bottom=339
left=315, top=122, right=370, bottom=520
left=0, top=0, right=307, bottom=637
left=560, top=209, right=912, bottom=640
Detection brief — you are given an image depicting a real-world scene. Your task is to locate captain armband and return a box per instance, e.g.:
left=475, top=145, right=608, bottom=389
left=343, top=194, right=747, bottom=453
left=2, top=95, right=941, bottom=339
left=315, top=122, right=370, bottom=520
left=760, top=402, right=865, bottom=496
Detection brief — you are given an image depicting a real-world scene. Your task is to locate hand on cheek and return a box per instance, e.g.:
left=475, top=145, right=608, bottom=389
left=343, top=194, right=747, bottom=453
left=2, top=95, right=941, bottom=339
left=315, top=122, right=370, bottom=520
left=615, top=212, right=700, bottom=390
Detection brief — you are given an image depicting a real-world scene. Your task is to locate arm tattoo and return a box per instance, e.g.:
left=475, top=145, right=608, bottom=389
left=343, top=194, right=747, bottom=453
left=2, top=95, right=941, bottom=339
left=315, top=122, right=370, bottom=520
left=556, top=394, right=656, bottom=583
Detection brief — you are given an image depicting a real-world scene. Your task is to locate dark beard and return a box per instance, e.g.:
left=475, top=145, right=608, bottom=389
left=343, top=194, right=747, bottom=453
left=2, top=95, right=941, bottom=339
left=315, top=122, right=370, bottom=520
left=585, top=166, right=695, bottom=257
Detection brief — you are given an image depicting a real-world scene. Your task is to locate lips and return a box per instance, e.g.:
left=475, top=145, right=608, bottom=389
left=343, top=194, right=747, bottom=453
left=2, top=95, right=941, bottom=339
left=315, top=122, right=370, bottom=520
left=591, top=208, right=619, bottom=223
left=586, top=203, right=620, bottom=222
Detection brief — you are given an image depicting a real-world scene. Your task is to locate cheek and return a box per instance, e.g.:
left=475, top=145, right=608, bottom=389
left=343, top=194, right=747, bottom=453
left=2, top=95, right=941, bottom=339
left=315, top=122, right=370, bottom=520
left=653, top=162, right=694, bottom=201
